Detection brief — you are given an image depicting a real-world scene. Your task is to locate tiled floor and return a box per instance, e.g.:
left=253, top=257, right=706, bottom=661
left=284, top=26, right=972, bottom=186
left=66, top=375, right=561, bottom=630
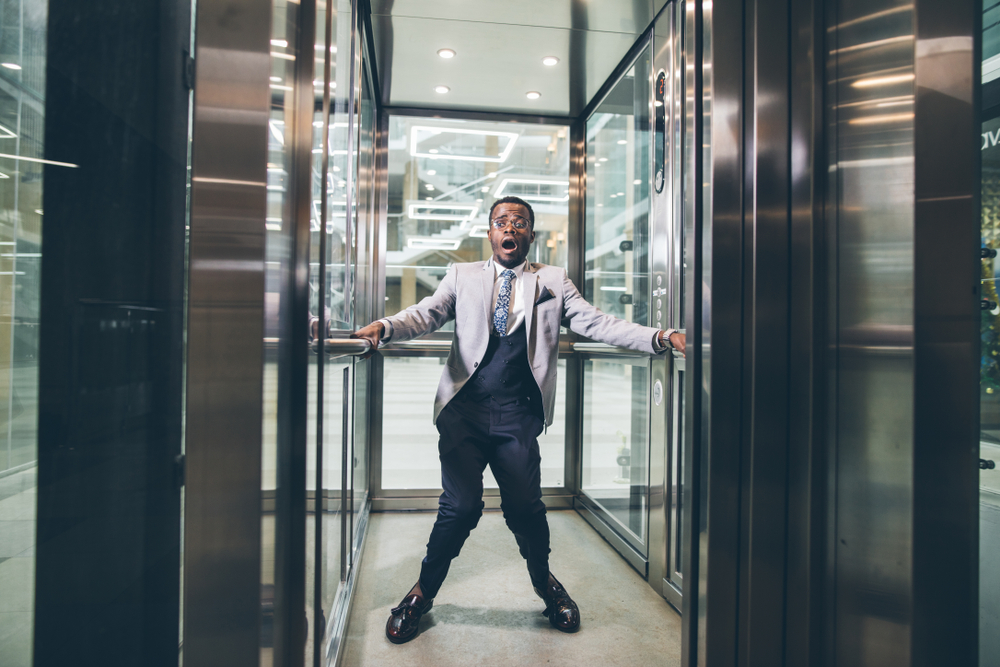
left=340, top=509, right=682, bottom=667
left=0, top=467, right=36, bottom=667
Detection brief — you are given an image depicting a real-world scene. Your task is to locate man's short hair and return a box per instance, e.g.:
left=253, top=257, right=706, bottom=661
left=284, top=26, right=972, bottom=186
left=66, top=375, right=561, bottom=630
left=488, top=196, right=535, bottom=229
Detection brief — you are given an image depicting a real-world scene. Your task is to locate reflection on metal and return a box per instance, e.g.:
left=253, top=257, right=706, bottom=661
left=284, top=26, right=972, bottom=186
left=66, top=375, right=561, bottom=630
left=184, top=0, right=271, bottom=664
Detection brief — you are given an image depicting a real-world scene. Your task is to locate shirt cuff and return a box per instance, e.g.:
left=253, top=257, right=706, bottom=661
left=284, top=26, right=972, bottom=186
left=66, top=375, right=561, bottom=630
left=378, top=319, right=393, bottom=342
left=652, top=331, right=666, bottom=352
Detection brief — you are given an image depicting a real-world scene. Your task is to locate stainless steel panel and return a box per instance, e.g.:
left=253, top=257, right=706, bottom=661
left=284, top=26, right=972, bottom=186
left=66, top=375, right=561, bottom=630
left=372, top=14, right=641, bottom=116
left=828, top=0, right=978, bottom=664
left=647, top=0, right=675, bottom=601
left=370, top=0, right=656, bottom=34
left=184, top=0, right=271, bottom=664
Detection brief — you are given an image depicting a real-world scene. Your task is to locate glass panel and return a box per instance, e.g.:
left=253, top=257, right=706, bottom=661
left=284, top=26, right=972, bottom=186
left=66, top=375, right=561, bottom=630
left=381, top=357, right=567, bottom=490
left=0, top=0, right=45, bottom=662
left=352, top=61, right=375, bottom=545
left=582, top=357, right=650, bottom=546
left=584, top=49, right=652, bottom=325
left=379, top=113, right=571, bottom=493
left=385, top=115, right=571, bottom=317
left=982, top=2, right=1000, bottom=659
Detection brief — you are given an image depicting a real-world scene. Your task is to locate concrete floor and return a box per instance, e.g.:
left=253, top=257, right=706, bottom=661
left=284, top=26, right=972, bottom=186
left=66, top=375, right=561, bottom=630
left=340, top=509, right=681, bottom=667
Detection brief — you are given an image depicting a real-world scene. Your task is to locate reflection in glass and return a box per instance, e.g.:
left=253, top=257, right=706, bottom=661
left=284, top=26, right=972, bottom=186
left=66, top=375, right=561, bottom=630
left=385, top=116, right=571, bottom=318
left=0, top=0, right=45, bottom=662
left=582, top=358, right=649, bottom=546
left=584, top=50, right=652, bottom=326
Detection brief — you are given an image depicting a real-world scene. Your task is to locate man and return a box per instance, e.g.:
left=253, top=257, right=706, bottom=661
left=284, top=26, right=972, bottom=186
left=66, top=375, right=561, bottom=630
left=352, top=196, right=685, bottom=644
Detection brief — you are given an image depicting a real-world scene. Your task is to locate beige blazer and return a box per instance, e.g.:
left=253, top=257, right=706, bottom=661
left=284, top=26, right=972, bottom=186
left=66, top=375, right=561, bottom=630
left=385, top=260, right=663, bottom=425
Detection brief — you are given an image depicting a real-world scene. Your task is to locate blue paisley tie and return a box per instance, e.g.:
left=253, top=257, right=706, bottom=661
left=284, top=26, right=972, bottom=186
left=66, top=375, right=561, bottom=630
left=493, top=269, right=516, bottom=336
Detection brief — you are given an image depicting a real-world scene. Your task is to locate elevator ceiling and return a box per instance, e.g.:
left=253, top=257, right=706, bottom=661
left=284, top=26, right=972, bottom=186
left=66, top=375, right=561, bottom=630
left=370, top=0, right=669, bottom=117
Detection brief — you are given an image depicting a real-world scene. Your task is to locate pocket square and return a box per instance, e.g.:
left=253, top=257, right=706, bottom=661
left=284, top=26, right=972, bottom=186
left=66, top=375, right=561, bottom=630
left=534, top=288, right=555, bottom=306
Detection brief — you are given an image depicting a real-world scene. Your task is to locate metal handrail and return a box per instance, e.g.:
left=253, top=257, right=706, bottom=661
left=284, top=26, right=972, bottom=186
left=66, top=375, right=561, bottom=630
left=314, top=337, right=372, bottom=360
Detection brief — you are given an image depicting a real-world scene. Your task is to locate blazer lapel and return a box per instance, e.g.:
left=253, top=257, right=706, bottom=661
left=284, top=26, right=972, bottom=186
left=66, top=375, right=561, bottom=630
left=522, top=265, right=538, bottom=353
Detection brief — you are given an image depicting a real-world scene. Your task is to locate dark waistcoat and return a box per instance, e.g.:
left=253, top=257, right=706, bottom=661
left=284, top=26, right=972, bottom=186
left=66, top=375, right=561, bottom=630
left=461, top=324, right=542, bottom=412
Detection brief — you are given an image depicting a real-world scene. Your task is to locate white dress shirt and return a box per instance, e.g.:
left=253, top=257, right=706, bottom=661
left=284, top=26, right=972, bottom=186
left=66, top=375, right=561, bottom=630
left=489, top=257, right=526, bottom=335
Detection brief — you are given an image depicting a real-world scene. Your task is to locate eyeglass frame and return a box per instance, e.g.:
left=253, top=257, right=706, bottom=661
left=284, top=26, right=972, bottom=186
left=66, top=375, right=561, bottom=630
left=489, top=214, right=532, bottom=230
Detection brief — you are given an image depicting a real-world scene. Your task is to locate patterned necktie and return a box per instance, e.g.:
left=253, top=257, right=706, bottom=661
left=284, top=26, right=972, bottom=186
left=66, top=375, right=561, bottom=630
left=492, top=269, right=516, bottom=336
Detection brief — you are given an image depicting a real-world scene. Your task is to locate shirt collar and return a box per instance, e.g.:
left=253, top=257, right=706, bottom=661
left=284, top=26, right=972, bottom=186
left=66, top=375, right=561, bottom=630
left=489, top=256, right=527, bottom=280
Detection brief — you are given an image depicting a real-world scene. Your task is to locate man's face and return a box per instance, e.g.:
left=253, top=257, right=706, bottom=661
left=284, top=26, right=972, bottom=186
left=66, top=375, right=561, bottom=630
left=488, top=202, right=535, bottom=269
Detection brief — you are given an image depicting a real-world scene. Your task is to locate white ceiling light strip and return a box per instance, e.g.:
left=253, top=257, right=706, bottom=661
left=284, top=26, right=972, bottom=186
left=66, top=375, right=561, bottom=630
left=407, top=203, right=479, bottom=223
left=407, top=238, right=463, bottom=250
left=493, top=178, right=570, bottom=202
left=409, top=126, right=519, bottom=163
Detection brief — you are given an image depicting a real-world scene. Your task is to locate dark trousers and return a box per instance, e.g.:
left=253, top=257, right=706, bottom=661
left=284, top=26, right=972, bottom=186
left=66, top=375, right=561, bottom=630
left=418, top=394, right=549, bottom=599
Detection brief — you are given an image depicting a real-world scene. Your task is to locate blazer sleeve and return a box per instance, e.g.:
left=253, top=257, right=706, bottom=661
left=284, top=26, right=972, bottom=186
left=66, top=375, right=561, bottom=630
left=560, top=270, right=662, bottom=353
left=383, top=265, right=458, bottom=342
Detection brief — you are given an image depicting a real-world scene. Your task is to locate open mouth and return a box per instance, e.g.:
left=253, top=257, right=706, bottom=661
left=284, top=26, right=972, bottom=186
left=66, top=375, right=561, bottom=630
left=501, top=238, right=517, bottom=251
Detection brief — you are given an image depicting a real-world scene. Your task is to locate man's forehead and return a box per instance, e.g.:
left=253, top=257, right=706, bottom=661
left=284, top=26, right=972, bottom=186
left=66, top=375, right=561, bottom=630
left=493, top=202, right=529, bottom=217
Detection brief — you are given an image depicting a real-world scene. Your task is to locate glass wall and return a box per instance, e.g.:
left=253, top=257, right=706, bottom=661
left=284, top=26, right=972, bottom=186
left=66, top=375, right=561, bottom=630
left=0, top=0, right=44, bottom=662
left=982, top=1, right=1000, bottom=661
left=580, top=43, right=653, bottom=552
left=379, top=115, right=570, bottom=492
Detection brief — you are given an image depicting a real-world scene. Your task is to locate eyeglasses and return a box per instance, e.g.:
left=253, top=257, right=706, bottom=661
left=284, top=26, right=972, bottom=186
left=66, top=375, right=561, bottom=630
left=490, top=214, right=531, bottom=230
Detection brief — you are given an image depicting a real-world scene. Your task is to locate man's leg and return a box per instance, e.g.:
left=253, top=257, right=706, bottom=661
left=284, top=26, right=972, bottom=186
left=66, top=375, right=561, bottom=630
left=386, top=398, right=490, bottom=644
left=489, top=401, right=580, bottom=632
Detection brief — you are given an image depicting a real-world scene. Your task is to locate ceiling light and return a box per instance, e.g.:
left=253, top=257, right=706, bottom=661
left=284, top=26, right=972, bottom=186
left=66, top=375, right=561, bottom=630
left=599, top=157, right=608, bottom=162
left=407, top=203, right=479, bottom=222
left=429, top=149, right=439, bottom=154
left=476, top=198, right=483, bottom=202
left=487, top=172, right=497, bottom=178
left=610, top=194, right=617, bottom=198
left=0, top=172, right=9, bottom=179
left=407, top=238, right=463, bottom=251
left=654, top=101, right=663, bottom=107
left=481, top=186, right=490, bottom=192
left=618, top=192, right=624, bottom=196
left=542, top=56, right=559, bottom=66
left=426, top=169, right=437, bottom=176
left=438, top=48, right=456, bottom=59
left=34, top=209, right=42, bottom=214
left=410, top=126, right=519, bottom=163
left=633, top=179, right=642, bottom=185
left=270, top=76, right=281, bottom=82
left=426, top=184, right=435, bottom=190
left=526, top=91, right=541, bottom=100
left=595, top=163, right=601, bottom=167
left=617, top=139, right=627, bottom=145
left=271, top=39, right=288, bottom=48
left=1, top=63, right=21, bottom=71
left=494, top=178, right=570, bottom=202
left=435, top=85, right=450, bottom=94
left=426, top=196, right=433, bottom=200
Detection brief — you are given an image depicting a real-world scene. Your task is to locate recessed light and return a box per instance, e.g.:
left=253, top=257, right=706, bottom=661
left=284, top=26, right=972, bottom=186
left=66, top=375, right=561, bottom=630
left=481, top=186, right=490, bottom=192
left=437, top=48, right=456, bottom=59
left=487, top=172, right=497, bottom=178
left=429, top=149, right=439, bottom=154
left=610, top=194, right=617, bottom=198
left=426, top=169, right=436, bottom=176
left=633, top=179, right=642, bottom=185
left=426, top=196, right=433, bottom=200
left=271, top=39, right=288, bottom=48
left=1, top=63, right=21, bottom=71
left=618, top=192, right=625, bottom=196
left=599, top=157, right=608, bottom=162
left=617, top=139, right=627, bottom=145
left=270, top=76, right=282, bottom=82
left=476, top=198, right=483, bottom=203
left=526, top=91, right=541, bottom=100
left=595, top=163, right=601, bottom=167
left=542, top=56, right=559, bottom=67
left=34, top=209, right=42, bottom=214
left=426, top=184, right=435, bottom=191
left=435, top=85, right=450, bottom=94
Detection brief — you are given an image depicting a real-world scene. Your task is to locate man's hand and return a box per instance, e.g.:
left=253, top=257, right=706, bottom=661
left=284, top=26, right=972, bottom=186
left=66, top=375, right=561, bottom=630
left=351, top=321, right=385, bottom=359
left=659, top=330, right=686, bottom=356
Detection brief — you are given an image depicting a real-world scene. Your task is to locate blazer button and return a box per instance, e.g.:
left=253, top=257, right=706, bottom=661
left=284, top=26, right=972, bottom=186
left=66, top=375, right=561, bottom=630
left=474, top=362, right=478, bottom=367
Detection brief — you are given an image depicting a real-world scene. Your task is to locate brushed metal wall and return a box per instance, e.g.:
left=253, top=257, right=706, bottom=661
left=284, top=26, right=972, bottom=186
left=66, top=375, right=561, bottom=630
left=184, top=0, right=270, bottom=664
left=685, top=0, right=979, bottom=664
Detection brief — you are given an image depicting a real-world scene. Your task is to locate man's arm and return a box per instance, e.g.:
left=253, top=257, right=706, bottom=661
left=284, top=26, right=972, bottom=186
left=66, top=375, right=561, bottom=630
left=561, top=271, right=684, bottom=354
left=350, top=264, right=459, bottom=356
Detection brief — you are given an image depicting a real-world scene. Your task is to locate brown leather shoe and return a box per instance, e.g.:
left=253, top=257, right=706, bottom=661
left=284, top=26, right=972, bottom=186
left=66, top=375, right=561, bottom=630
left=385, top=593, right=433, bottom=644
left=534, top=574, right=580, bottom=632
